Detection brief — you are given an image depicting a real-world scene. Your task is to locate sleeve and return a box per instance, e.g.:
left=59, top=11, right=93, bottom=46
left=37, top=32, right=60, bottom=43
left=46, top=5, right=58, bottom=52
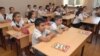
left=61, top=24, right=66, bottom=28
left=32, top=31, right=42, bottom=39
left=50, top=23, right=57, bottom=31
left=11, top=22, right=16, bottom=26
left=0, top=15, right=4, bottom=22
left=28, top=20, right=30, bottom=23
left=79, top=14, right=84, bottom=21
left=21, top=19, right=24, bottom=25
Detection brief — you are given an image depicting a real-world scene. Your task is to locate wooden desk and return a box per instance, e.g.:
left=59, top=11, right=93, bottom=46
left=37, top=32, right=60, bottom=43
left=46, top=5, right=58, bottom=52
left=82, top=17, right=100, bottom=25
left=43, top=13, right=55, bottom=18
left=6, top=25, right=35, bottom=56
left=33, top=27, right=92, bottom=56
left=62, top=14, right=75, bottom=26
left=0, top=22, right=10, bottom=49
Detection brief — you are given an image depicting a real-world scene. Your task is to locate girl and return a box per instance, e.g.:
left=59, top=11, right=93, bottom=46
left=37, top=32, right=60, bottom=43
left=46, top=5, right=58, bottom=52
left=27, top=11, right=36, bottom=24
left=11, top=12, right=30, bottom=31
left=72, top=8, right=84, bottom=28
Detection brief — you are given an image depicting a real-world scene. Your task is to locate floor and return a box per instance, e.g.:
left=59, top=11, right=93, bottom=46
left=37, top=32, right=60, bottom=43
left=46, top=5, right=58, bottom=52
left=0, top=36, right=100, bottom=56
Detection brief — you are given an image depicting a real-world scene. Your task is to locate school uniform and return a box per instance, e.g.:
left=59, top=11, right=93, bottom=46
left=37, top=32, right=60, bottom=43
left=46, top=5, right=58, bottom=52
left=6, top=13, right=13, bottom=20
left=92, top=10, right=97, bottom=17
left=0, top=13, right=5, bottom=22
left=38, top=10, right=46, bottom=18
left=32, top=28, right=50, bottom=45
left=82, top=12, right=89, bottom=18
left=11, top=19, right=24, bottom=28
left=28, top=18, right=36, bottom=23
left=54, top=11, right=61, bottom=16
left=72, top=13, right=84, bottom=28
left=31, top=28, right=50, bottom=56
left=33, top=8, right=38, bottom=12
left=50, top=22, right=66, bottom=32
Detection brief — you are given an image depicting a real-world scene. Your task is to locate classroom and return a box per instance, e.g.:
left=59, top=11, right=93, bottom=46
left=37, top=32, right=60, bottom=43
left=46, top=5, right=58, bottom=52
left=0, top=0, right=100, bottom=56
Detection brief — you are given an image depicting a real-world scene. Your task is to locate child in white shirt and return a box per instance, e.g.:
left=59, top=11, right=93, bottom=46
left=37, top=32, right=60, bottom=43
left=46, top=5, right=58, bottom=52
left=0, top=7, right=7, bottom=22
left=50, top=15, right=68, bottom=33
left=6, top=7, right=15, bottom=21
left=11, top=12, right=30, bottom=31
left=32, top=18, right=56, bottom=56
left=27, top=11, right=36, bottom=24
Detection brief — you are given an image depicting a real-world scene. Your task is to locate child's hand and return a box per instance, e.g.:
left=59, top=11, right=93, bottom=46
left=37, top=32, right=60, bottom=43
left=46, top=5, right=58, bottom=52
left=64, top=27, right=69, bottom=31
left=58, top=29, right=63, bottom=34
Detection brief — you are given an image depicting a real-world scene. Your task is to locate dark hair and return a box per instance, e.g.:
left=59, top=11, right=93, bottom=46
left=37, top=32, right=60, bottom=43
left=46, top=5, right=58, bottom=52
left=0, top=7, right=5, bottom=10
left=39, top=6, right=42, bottom=9
left=34, top=18, right=46, bottom=26
left=33, top=5, right=37, bottom=8
left=55, top=15, right=62, bottom=21
left=9, top=7, right=14, bottom=10
left=54, top=6, right=60, bottom=11
left=76, top=7, right=83, bottom=16
left=27, top=5, right=31, bottom=8
left=28, top=11, right=34, bottom=19
left=45, top=5, right=50, bottom=11
left=13, top=12, right=20, bottom=21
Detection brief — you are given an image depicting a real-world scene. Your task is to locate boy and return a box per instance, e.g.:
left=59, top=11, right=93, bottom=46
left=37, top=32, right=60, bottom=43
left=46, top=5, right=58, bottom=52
left=32, top=18, right=56, bottom=56
left=50, top=15, right=68, bottom=33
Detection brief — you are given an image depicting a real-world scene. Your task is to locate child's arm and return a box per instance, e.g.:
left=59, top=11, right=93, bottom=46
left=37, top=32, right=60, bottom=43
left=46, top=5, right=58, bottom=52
left=12, top=26, right=21, bottom=31
left=39, top=32, right=56, bottom=42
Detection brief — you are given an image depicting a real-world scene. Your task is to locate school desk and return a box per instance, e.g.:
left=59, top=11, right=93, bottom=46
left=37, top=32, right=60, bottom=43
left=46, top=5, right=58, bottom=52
left=0, top=22, right=10, bottom=49
left=6, top=25, right=35, bottom=56
left=62, top=14, right=75, bottom=26
left=32, top=27, right=92, bottom=56
left=43, top=13, right=55, bottom=18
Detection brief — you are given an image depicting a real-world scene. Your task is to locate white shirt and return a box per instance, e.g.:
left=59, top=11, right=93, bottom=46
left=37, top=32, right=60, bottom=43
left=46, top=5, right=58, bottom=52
left=33, top=8, right=38, bottom=12
left=50, top=22, right=65, bottom=31
left=73, top=14, right=84, bottom=24
left=11, top=19, right=24, bottom=27
left=54, top=11, right=61, bottom=16
left=38, top=10, right=46, bottom=18
left=0, top=13, right=5, bottom=22
left=6, top=13, right=13, bottom=20
left=92, top=10, right=96, bottom=17
left=28, top=18, right=35, bottom=23
left=32, top=28, right=50, bottom=45
left=82, top=12, right=89, bottom=18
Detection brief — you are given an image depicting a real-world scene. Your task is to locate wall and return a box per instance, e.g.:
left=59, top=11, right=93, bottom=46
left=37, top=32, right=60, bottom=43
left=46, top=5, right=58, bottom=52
left=0, top=0, right=54, bottom=15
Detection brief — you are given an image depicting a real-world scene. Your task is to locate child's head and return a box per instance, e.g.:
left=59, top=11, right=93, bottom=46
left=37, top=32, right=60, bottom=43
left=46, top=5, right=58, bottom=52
left=9, top=7, right=15, bottom=13
left=28, top=11, right=36, bottom=19
left=35, top=18, right=46, bottom=32
left=76, top=7, right=83, bottom=16
left=33, top=5, right=37, bottom=8
left=0, top=7, right=5, bottom=14
left=27, top=5, right=31, bottom=9
left=13, top=12, right=21, bottom=22
left=39, top=6, right=43, bottom=10
left=55, top=15, right=63, bottom=25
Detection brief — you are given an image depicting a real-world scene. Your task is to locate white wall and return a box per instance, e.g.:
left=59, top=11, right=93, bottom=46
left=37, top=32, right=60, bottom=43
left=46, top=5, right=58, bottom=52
left=0, top=0, right=55, bottom=15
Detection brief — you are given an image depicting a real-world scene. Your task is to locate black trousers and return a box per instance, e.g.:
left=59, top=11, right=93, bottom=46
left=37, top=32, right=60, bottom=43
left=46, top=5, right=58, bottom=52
left=72, top=22, right=82, bottom=28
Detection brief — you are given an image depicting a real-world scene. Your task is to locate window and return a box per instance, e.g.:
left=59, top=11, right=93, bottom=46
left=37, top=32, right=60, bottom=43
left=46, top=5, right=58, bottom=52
left=63, top=0, right=83, bottom=7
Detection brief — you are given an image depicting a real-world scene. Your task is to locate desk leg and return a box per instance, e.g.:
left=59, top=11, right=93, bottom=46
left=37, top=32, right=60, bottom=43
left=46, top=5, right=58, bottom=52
left=0, top=29, right=6, bottom=50
left=16, top=39, right=22, bottom=56
left=80, top=45, right=85, bottom=56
